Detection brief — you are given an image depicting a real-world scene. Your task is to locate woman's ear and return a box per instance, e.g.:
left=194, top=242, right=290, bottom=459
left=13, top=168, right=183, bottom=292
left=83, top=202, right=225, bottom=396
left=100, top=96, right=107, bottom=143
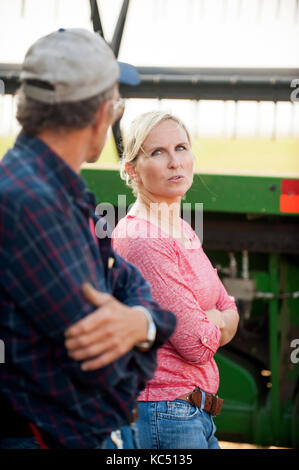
left=125, top=161, right=140, bottom=182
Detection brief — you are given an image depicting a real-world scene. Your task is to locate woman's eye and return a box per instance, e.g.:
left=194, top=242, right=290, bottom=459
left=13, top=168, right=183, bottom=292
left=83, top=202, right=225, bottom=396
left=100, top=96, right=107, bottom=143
left=151, top=149, right=162, bottom=156
left=176, top=145, right=186, bottom=151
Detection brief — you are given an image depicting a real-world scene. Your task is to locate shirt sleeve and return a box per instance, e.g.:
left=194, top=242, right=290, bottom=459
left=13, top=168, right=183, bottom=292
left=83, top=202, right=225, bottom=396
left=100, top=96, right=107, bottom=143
left=0, top=195, right=174, bottom=387
left=215, top=273, right=238, bottom=312
left=105, top=249, right=177, bottom=387
left=113, top=235, right=221, bottom=365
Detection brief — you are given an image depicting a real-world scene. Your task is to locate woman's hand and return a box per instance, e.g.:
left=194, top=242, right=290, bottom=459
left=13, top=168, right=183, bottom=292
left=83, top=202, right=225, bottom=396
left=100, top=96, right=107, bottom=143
left=205, top=308, right=226, bottom=329
left=219, top=309, right=239, bottom=346
left=205, top=307, right=239, bottom=347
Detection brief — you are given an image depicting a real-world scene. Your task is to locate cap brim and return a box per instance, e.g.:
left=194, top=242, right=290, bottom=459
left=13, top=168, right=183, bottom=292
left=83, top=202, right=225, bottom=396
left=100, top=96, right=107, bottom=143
left=118, top=62, right=140, bottom=86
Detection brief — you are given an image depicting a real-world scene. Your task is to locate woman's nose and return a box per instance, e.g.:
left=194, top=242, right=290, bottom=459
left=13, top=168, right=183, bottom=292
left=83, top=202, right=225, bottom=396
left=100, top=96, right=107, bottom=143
left=168, top=151, right=180, bottom=168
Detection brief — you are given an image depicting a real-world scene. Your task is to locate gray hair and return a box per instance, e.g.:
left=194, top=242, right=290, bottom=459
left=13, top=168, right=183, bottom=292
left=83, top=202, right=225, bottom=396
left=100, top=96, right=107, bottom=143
left=16, top=81, right=115, bottom=135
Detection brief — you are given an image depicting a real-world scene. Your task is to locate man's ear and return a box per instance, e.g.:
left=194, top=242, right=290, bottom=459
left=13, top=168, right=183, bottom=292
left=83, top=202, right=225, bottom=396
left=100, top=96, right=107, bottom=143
left=92, top=100, right=111, bottom=134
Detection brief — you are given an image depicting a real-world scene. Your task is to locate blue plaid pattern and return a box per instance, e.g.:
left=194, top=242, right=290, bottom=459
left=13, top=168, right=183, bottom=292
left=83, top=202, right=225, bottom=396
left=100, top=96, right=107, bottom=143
left=0, top=133, right=176, bottom=449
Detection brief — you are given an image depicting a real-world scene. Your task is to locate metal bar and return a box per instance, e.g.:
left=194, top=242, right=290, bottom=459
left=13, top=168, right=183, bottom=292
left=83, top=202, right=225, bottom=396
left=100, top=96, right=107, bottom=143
left=120, top=67, right=299, bottom=102
left=89, top=0, right=104, bottom=36
left=89, top=0, right=127, bottom=159
left=122, top=65, right=299, bottom=78
left=112, top=121, right=124, bottom=159
left=255, top=291, right=299, bottom=299
left=110, top=0, right=130, bottom=57
left=1, top=64, right=298, bottom=102
left=268, top=253, right=280, bottom=444
left=200, top=217, right=299, bottom=253
left=110, top=0, right=131, bottom=159
left=111, top=124, right=123, bottom=159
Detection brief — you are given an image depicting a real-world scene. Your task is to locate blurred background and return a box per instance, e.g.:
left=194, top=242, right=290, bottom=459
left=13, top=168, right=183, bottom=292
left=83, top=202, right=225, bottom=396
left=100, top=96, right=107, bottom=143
left=0, top=0, right=299, bottom=174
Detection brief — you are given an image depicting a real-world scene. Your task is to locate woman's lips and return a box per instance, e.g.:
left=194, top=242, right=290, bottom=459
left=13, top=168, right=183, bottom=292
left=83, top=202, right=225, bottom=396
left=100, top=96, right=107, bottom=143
left=168, top=175, right=184, bottom=182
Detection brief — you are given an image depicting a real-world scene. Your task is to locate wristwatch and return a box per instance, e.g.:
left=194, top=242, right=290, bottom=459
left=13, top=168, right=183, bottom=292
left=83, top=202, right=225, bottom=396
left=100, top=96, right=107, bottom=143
left=133, top=306, right=157, bottom=352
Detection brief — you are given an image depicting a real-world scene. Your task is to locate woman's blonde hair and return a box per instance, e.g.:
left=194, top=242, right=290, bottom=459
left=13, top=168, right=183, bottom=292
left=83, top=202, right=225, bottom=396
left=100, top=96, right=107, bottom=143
left=120, top=110, right=192, bottom=196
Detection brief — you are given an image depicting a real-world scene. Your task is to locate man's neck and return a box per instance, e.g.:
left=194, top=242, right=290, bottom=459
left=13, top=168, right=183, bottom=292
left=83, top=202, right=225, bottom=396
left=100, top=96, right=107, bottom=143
left=37, top=128, right=91, bottom=174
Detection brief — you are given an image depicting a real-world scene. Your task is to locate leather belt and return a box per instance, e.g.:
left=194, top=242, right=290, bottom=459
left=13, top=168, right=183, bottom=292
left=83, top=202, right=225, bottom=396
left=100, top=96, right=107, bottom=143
left=177, top=389, right=223, bottom=417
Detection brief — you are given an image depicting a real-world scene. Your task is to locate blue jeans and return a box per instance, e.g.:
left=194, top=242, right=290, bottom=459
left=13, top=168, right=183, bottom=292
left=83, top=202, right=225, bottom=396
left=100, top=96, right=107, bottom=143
left=0, top=425, right=138, bottom=449
left=137, top=394, right=220, bottom=449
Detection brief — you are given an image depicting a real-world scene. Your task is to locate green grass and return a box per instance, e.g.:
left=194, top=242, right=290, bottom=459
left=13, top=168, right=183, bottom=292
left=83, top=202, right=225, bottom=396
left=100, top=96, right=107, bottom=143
left=192, top=137, right=299, bottom=175
left=1, top=135, right=299, bottom=175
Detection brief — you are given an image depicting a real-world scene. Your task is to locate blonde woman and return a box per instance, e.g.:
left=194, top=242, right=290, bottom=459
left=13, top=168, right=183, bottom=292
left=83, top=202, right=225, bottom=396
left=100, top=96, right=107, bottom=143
left=112, top=111, right=239, bottom=449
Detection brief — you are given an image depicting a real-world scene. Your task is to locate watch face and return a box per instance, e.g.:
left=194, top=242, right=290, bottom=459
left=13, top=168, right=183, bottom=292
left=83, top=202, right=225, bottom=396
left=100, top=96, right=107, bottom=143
left=147, top=320, right=156, bottom=342
left=134, top=307, right=157, bottom=351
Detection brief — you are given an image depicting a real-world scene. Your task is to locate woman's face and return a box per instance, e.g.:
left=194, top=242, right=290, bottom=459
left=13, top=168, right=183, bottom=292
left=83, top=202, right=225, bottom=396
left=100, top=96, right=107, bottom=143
left=133, top=119, right=194, bottom=203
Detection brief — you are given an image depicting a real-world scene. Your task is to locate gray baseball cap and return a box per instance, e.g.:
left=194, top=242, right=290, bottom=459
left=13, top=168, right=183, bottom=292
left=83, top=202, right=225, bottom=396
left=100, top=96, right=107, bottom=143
left=20, top=28, right=140, bottom=104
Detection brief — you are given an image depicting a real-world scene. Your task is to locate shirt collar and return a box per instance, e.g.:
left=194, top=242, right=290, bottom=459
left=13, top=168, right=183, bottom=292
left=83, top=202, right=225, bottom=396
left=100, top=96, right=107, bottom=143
left=15, top=132, right=96, bottom=208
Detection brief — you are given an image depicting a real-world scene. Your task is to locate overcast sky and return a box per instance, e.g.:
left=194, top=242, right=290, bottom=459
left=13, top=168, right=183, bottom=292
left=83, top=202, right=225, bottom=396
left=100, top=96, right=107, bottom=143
left=0, top=0, right=299, bottom=137
left=1, top=0, right=299, bottom=67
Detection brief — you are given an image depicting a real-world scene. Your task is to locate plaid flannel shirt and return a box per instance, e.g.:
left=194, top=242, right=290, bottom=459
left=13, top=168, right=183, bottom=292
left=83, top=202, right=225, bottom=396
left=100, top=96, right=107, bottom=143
left=0, top=133, right=176, bottom=448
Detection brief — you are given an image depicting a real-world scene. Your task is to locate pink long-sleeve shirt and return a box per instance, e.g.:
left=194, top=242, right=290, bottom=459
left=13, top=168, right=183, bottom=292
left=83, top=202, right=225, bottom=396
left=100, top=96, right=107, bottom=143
left=112, top=215, right=237, bottom=400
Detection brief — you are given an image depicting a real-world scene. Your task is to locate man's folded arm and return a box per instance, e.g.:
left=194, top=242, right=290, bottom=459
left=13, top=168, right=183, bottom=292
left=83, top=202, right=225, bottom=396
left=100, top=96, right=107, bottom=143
left=0, top=197, right=154, bottom=385
left=109, top=251, right=177, bottom=350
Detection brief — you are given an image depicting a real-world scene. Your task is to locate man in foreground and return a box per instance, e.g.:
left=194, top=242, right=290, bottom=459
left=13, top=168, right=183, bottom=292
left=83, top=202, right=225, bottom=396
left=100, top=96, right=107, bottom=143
left=0, top=28, right=176, bottom=449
